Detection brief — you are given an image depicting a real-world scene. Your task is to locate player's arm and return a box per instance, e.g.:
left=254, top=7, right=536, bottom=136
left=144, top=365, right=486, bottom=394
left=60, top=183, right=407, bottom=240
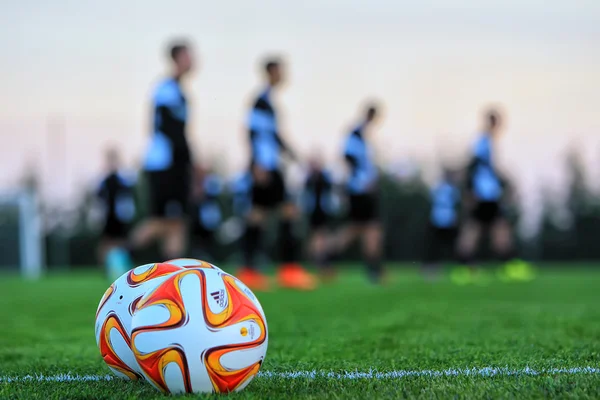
left=344, top=153, right=358, bottom=171
left=460, top=157, right=478, bottom=211
left=274, top=131, right=298, bottom=162
left=96, top=179, right=107, bottom=199
left=322, top=171, right=337, bottom=215
left=498, top=172, right=515, bottom=205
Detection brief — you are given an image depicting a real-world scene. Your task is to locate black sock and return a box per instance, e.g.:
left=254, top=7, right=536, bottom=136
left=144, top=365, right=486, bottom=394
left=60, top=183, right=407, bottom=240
left=499, top=248, right=516, bottom=263
left=242, top=225, right=262, bottom=269
left=313, top=250, right=330, bottom=271
left=366, top=256, right=383, bottom=282
left=279, top=220, right=299, bottom=264
left=458, top=251, right=475, bottom=267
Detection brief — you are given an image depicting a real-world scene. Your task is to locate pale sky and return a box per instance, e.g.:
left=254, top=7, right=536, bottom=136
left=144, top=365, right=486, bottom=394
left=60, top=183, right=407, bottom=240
left=1, top=0, right=600, bottom=231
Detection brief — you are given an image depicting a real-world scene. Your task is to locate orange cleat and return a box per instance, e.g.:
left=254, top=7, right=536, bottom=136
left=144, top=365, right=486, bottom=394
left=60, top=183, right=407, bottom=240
left=277, top=263, right=317, bottom=291
left=236, top=267, right=271, bottom=292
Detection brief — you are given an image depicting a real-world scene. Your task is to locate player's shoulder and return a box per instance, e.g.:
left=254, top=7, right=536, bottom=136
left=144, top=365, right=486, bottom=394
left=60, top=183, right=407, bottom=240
left=252, top=88, right=273, bottom=112
left=116, top=170, right=138, bottom=187
left=349, top=122, right=366, bottom=140
left=472, top=133, right=491, bottom=157
left=204, top=174, right=223, bottom=195
left=230, top=171, right=252, bottom=191
left=345, top=127, right=363, bottom=145
left=152, top=78, right=181, bottom=105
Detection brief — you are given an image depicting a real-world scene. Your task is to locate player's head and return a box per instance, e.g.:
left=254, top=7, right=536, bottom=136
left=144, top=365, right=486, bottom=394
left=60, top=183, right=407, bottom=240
left=484, top=108, right=502, bottom=134
left=104, top=147, right=120, bottom=173
left=169, top=41, right=193, bottom=77
left=263, top=58, right=284, bottom=87
left=364, top=103, right=379, bottom=124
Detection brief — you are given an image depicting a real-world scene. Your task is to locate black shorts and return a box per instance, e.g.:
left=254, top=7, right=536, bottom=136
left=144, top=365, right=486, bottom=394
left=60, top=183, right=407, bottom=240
left=348, top=192, right=380, bottom=223
left=147, top=169, right=190, bottom=218
left=423, top=224, right=458, bottom=263
left=252, top=169, right=287, bottom=209
left=472, top=201, right=503, bottom=224
left=102, top=217, right=129, bottom=239
left=309, top=210, right=329, bottom=230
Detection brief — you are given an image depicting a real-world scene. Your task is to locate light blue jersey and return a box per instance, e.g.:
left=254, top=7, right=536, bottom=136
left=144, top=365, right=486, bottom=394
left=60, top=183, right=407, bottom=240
left=470, top=134, right=503, bottom=201
left=344, top=125, right=378, bottom=194
left=430, top=180, right=460, bottom=228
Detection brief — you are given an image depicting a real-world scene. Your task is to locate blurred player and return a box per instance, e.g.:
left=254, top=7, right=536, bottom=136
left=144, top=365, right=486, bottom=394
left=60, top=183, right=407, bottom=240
left=422, top=168, right=460, bottom=280
left=236, top=57, right=316, bottom=291
left=189, top=166, right=223, bottom=261
left=107, top=41, right=195, bottom=271
left=97, top=148, right=136, bottom=278
left=454, top=109, right=534, bottom=284
left=332, top=104, right=384, bottom=284
left=303, top=155, right=336, bottom=280
left=230, top=165, right=253, bottom=218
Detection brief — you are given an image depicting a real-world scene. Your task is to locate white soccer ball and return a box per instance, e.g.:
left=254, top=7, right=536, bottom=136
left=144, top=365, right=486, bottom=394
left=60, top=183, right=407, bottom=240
left=163, top=258, right=223, bottom=271
left=131, top=267, right=268, bottom=394
left=94, top=263, right=183, bottom=379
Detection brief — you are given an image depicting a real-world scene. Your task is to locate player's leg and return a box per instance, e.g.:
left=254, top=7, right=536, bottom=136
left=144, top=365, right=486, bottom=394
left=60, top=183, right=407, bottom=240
left=327, top=198, right=365, bottom=272
left=421, top=224, right=443, bottom=280
left=158, top=171, right=191, bottom=261
left=361, top=220, right=384, bottom=283
left=491, top=217, right=535, bottom=281
left=162, top=218, right=188, bottom=260
left=236, top=176, right=270, bottom=290
left=333, top=223, right=363, bottom=253
left=127, top=171, right=170, bottom=257
left=98, top=217, right=121, bottom=265
left=453, top=217, right=483, bottom=284
left=130, top=219, right=163, bottom=249
left=490, top=216, right=513, bottom=261
left=277, top=201, right=317, bottom=290
left=457, top=201, right=487, bottom=268
left=355, top=192, right=384, bottom=283
left=103, top=215, right=134, bottom=279
left=240, top=207, right=267, bottom=270
left=310, top=224, right=334, bottom=281
left=190, top=226, right=216, bottom=262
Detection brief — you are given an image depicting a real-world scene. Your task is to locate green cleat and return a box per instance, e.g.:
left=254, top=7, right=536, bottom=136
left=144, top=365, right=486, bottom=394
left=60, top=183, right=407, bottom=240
left=500, top=259, right=536, bottom=282
left=450, top=266, right=474, bottom=285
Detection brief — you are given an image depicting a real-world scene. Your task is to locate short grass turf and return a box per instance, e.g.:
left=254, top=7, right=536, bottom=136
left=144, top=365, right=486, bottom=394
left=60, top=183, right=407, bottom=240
left=0, top=265, right=599, bottom=399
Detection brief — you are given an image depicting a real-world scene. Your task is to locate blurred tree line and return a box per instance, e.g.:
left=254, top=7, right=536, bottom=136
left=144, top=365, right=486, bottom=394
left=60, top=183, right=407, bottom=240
left=19, top=147, right=600, bottom=267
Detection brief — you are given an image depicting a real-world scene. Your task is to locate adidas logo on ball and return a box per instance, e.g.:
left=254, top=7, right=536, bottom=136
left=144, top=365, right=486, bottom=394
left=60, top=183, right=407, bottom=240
left=210, top=290, right=225, bottom=307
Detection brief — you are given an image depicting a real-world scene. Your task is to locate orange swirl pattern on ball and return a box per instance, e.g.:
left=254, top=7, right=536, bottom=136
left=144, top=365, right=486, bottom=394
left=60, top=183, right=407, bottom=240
left=95, top=283, right=114, bottom=319
left=126, top=263, right=182, bottom=287
left=131, top=271, right=189, bottom=392
left=203, top=275, right=266, bottom=393
left=132, top=269, right=266, bottom=393
left=99, top=313, right=142, bottom=380
left=164, top=258, right=218, bottom=269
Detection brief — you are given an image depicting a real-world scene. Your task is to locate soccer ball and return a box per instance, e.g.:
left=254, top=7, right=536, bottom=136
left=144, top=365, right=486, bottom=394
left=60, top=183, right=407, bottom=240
left=95, top=263, right=183, bottom=379
left=131, top=267, right=268, bottom=394
left=164, top=258, right=223, bottom=271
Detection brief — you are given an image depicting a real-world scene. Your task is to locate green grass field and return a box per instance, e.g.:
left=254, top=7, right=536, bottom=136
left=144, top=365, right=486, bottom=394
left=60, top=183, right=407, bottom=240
left=1, top=265, right=599, bottom=399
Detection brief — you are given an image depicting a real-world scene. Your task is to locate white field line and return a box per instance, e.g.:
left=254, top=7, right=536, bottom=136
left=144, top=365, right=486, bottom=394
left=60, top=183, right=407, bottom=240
left=1, top=367, right=599, bottom=383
